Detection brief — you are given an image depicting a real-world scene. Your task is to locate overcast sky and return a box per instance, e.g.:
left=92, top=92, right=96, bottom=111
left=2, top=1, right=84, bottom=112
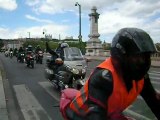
left=0, top=0, right=160, bottom=43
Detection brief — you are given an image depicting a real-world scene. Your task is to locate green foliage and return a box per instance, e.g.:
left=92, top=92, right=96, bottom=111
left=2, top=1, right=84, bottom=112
left=66, top=41, right=86, bottom=54
left=45, top=41, right=59, bottom=49
left=102, top=42, right=111, bottom=50
left=22, top=40, right=87, bottom=53
left=0, top=39, right=4, bottom=49
left=23, top=40, right=47, bottom=50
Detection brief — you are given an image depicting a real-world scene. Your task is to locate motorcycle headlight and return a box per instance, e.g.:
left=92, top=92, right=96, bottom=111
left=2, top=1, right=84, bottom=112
left=65, top=65, right=79, bottom=74
left=71, top=68, right=79, bottom=74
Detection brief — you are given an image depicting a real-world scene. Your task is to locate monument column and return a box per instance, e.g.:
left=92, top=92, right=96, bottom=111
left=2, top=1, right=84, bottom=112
left=89, top=6, right=100, bottom=39
left=85, top=6, right=104, bottom=56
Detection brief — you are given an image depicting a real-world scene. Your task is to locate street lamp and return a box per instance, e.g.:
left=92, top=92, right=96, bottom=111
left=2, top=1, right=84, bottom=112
left=75, top=2, right=82, bottom=49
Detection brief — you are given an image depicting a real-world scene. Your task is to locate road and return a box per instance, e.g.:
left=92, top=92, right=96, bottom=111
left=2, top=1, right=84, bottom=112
left=0, top=53, right=160, bottom=120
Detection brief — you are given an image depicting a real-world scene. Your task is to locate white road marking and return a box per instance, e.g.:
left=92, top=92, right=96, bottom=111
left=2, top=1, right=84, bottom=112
left=149, top=71, right=160, bottom=74
left=124, top=108, right=152, bottom=120
left=150, top=76, right=160, bottom=80
left=13, top=84, right=52, bottom=120
left=38, top=81, right=60, bottom=101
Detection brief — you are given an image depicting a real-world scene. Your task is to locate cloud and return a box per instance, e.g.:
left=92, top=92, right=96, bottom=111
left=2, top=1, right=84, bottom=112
left=25, top=0, right=40, bottom=6
left=1, top=0, right=160, bottom=43
left=97, top=0, right=160, bottom=43
left=25, top=14, right=53, bottom=24
left=0, top=24, right=70, bottom=39
left=0, top=0, right=17, bottom=11
left=23, top=0, right=160, bottom=43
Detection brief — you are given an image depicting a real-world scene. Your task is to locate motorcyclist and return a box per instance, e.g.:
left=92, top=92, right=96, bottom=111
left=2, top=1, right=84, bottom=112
left=13, top=48, right=18, bottom=57
left=55, top=42, right=62, bottom=54
left=18, top=47, right=24, bottom=53
left=46, top=42, right=69, bottom=72
left=58, top=42, right=69, bottom=60
left=63, top=28, right=160, bottom=120
left=35, top=45, right=42, bottom=54
left=9, top=48, right=13, bottom=52
left=17, top=47, right=25, bottom=61
left=46, top=42, right=60, bottom=70
left=26, top=45, right=33, bottom=52
left=35, top=45, right=43, bottom=62
left=25, top=45, right=34, bottom=61
left=9, top=48, right=13, bottom=57
left=46, top=42, right=69, bottom=61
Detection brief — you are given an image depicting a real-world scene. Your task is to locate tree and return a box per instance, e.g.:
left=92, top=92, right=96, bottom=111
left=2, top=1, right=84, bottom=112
left=0, top=39, right=4, bottom=49
left=22, top=39, right=87, bottom=54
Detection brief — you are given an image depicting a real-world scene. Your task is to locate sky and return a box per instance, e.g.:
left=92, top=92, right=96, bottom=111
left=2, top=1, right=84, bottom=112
left=0, top=0, right=160, bottom=43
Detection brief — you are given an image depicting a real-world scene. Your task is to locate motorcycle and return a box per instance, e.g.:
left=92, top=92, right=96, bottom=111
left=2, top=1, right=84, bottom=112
left=9, top=51, right=13, bottom=58
left=45, top=47, right=87, bottom=90
left=25, top=51, right=34, bottom=68
left=17, top=52, right=25, bottom=63
left=35, top=50, right=43, bottom=64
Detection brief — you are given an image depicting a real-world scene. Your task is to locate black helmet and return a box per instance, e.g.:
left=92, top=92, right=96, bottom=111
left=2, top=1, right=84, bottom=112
left=111, top=28, right=157, bottom=82
left=111, top=27, right=157, bottom=56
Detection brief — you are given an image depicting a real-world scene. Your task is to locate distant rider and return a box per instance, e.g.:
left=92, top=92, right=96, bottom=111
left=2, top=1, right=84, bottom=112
left=46, top=42, right=59, bottom=69
left=35, top=45, right=43, bottom=61
left=17, top=47, right=25, bottom=61
left=9, top=48, right=13, bottom=56
left=35, top=45, right=42, bottom=54
left=25, top=45, right=34, bottom=61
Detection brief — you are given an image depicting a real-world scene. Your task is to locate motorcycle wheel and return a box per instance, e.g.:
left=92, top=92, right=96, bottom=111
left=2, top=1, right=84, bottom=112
left=26, top=61, right=30, bottom=67
left=31, top=62, right=34, bottom=68
left=21, top=59, right=24, bottom=63
left=40, top=59, right=42, bottom=64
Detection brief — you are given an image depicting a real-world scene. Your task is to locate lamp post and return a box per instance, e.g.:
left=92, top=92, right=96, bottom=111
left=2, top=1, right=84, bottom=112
left=75, top=2, right=82, bottom=49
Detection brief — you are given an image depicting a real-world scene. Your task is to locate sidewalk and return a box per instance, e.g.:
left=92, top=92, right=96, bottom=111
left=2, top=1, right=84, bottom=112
left=0, top=71, right=9, bottom=120
left=84, top=55, right=160, bottom=68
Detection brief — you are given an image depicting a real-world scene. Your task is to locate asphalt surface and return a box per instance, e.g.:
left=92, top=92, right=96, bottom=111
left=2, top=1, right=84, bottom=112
left=0, top=56, right=160, bottom=120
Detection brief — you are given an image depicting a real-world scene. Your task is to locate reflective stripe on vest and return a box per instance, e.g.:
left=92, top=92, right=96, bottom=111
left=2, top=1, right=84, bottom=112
left=70, top=80, right=89, bottom=116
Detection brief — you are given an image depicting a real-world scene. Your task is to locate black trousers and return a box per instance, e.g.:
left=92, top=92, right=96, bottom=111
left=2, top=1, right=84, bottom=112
left=66, top=108, right=86, bottom=120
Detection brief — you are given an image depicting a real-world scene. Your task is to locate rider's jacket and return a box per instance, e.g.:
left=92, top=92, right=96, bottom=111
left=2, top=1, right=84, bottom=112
left=69, top=58, right=144, bottom=117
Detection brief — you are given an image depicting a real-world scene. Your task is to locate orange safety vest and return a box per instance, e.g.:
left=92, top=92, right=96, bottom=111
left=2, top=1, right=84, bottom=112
left=69, top=57, right=144, bottom=117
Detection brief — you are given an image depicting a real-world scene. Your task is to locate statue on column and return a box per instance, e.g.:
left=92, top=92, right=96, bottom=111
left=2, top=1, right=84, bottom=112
left=94, top=12, right=100, bottom=23
left=85, top=6, right=104, bottom=56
